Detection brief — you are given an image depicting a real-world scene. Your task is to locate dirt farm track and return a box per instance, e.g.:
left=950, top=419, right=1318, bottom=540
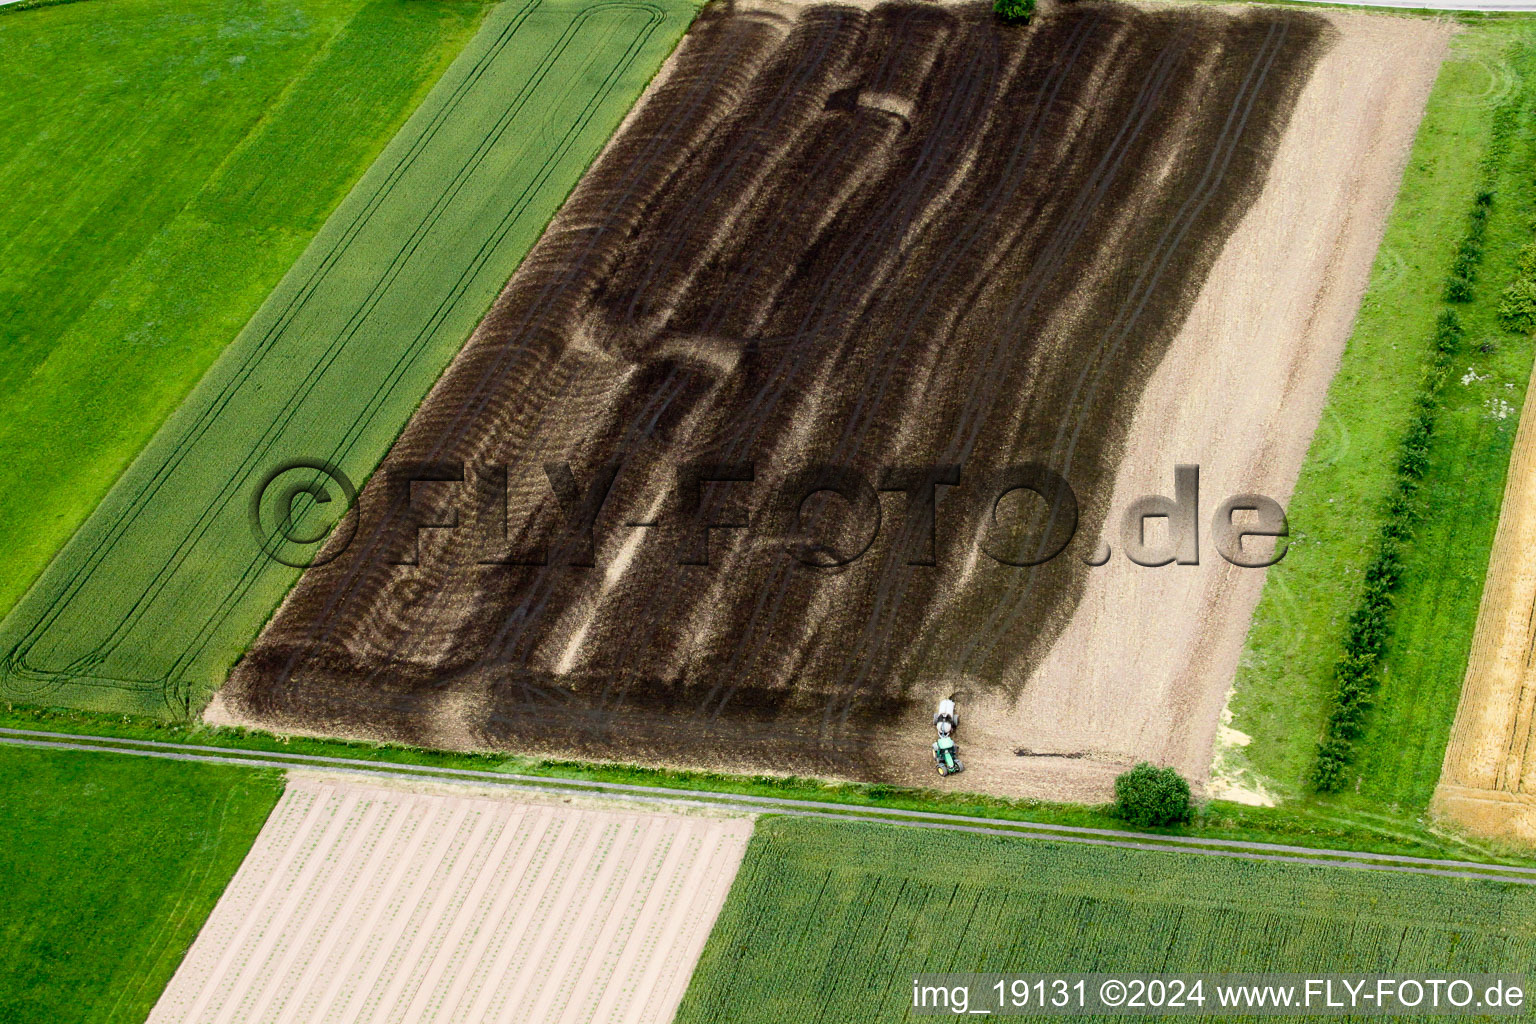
left=214, top=0, right=1450, bottom=801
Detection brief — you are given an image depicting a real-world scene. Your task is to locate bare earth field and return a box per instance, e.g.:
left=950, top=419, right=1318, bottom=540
left=147, top=776, right=750, bottom=1024
left=1435, top=361, right=1536, bottom=842
left=216, top=0, right=1447, bottom=801
left=899, top=10, right=1453, bottom=802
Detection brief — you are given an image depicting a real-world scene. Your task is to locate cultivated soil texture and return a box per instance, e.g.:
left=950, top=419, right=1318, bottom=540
left=222, top=0, right=1442, bottom=798
left=923, top=10, right=1452, bottom=802
left=1435, top=359, right=1536, bottom=843
left=147, top=776, right=751, bottom=1024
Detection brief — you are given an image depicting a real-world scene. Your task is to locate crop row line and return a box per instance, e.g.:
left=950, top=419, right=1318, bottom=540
left=4, top=728, right=1535, bottom=885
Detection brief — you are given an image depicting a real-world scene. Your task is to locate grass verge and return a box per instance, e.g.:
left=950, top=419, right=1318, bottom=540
left=1229, top=17, right=1536, bottom=806
left=0, top=745, right=282, bottom=1023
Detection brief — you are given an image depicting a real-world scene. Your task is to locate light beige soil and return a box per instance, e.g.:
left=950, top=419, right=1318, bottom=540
left=146, top=776, right=752, bottom=1024
left=876, top=11, right=1452, bottom=803
left=1434, top=356, right=1536, bottom=844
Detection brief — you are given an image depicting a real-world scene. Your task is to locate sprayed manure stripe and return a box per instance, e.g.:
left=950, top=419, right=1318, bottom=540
left=677, top=16, right=1022, bottom=726
left=955, top=15, right=1311, bottom=680
left=228, top=0, right=1330, bottom=776
left=584, top=5, right=988, bottom=703
left=366, top=6, right=879, bottom=692
left=265, top=6, right=787, bottom=691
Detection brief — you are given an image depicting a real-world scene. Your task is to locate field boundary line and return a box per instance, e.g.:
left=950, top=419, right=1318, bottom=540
left=5, top=729, right=1536, bottom=884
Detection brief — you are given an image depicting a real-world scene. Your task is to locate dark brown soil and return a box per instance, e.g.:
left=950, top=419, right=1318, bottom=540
left=224, top=0, right=1330, bottom=778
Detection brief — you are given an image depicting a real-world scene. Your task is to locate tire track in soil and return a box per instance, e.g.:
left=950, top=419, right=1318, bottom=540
left=225, top=0, right=1330, bottom=782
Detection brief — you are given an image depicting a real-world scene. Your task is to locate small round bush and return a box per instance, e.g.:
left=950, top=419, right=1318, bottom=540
left=1113, top=762, right=1191, bottom=827
left=994, top=0, right=1035, bottom=24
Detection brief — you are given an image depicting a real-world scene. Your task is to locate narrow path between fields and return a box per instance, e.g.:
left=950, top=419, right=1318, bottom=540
left=4, top=728, right=1535, bottom=886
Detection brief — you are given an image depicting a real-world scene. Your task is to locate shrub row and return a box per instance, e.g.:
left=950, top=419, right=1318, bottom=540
left=1444, top=192, right=1493, bottom=303
left=1310, top=69, right=1534, bottom=790
left=1311, top=311, right=1461, bottom=791
left=1444, top=106, right=1515, bottom=303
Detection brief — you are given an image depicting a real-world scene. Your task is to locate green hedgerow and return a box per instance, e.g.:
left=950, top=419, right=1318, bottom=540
left=1445, top=276, right=1475, bottom=303
left=1434, top=308, right=1462, bottom=353
left=1312, top=737, right=1352, bottom=792
left=1452, top=250, right=1479, bottom=281
left=1113, top=763, right=1191, bottom=827
left=1517, top=241, right=1536, bottom=277
left=994, top=0, right=1035, bottom=24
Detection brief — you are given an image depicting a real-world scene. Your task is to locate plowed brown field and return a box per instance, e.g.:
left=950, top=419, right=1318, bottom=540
left=216, top=0, right=1446, bottom=799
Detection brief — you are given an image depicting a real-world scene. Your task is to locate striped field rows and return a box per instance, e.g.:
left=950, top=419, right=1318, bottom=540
left=149, top=777, right=751, bottom=1024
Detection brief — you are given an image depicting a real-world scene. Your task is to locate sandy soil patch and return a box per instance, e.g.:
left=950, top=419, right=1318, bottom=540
left=1434, top=357, right=1536, bottom=843
left=146, top=777, right=751, bottom=1024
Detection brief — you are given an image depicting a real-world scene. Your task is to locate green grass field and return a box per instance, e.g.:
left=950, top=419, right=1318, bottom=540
left=0, top=0, right=491, bottom=623
left=1228, top=19, right=1536, bottom=805
left=677, top=817, right=1536, bottom=1023
left=0, top=0, right=699, bottom=718
left=0, top=746, right=281, bottom=1023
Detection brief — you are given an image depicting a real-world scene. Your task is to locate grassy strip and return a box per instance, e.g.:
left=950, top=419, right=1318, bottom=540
left=0, top=745, right=282, bottom=1023
left=1351, top=63, right=1536, bottom=808
left=1312, top=71, right=1530, bottom=791
left=3, top=702, right=1528, bottom=866
left=0, top=0, right=701, bottom=717
left=0, top=0, right=491, bottom=620
left=1312, top=309, right=1461, bottom=791
left=1230, top=19, right=1536, bottom=802
left=676, top=817, right=1536, bottom=1023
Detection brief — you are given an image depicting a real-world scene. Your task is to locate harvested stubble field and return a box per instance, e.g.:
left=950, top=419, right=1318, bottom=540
left=1436, top=371, right=1536, bottom=843
left=675, top=817, right=1536, bottom=1023
left=148, top=776, right=750, bottom=1024
left=0, top=0, right=698, bottom=717
left=224, top=0, right=1446, bottom=800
